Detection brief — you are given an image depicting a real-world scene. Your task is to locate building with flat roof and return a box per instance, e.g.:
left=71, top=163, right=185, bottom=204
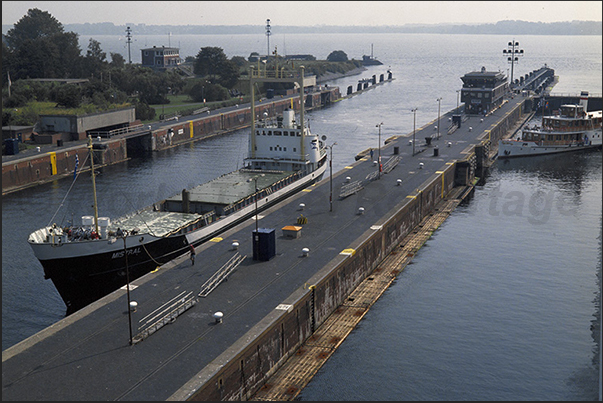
left=141, top=46, right=181, bottom=70
left=460, top=66, right=508, bottom=115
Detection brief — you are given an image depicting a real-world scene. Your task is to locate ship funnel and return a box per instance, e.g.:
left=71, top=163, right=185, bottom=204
left=282, top=108, right=295, bottom=129
left=579, top=91, right=589, bottom=112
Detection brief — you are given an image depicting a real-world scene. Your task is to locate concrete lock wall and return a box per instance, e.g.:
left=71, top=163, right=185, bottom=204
left=179, top=161, right=462, bottom=401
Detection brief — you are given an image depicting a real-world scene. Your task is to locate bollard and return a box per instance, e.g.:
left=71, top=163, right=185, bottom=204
left=299, top=203, right=305, bottom=210
left=213, top=311, right=223, bottom=323
left=130, top=301, right=138, bottom=312
left=419, top=162, right=424, bottom=169
left=346, top=176, right=351, bottom=183
left=302, top=247, right=310, bottom=257
left=358, top=207, right=365, bottom=215
left=232, top=241, right=239, bottom=250
left=397, top=179, right=402, bottom=186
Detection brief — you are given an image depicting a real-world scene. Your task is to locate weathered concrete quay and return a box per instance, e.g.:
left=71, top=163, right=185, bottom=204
left=2, top=90, right=529, bottom=400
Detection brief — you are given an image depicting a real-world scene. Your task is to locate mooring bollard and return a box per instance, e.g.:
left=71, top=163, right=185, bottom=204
left=213, top=311, right=223, bottom=323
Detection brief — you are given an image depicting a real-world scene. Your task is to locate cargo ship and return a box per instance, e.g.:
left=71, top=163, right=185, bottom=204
left=28, top=68, right=328, bottom=314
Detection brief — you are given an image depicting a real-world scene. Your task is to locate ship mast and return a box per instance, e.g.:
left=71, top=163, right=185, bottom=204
left=87, top=136, right=100, bottom=235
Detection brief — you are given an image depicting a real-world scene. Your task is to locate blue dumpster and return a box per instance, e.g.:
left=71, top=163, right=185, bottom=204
left=4, top=138, right=19, bottom=155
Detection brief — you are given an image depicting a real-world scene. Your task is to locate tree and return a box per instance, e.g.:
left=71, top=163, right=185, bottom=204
left=3, top=8, right=82, bottom=79
left=193, top=47, right=228, bottom=79
left=327, top=50, right=348, bottom=62
left=4, top=8, right=64, bottom=48
left=110, top=53, right=126, bottom=68
left=52, top=84, right=82, bottom=108
left=217, top=60, right=240, bottom=89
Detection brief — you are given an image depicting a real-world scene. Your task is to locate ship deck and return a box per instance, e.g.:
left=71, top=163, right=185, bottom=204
left=164, top=169, right=295, bottom=206
left=2, top=95, right=529, bottom=401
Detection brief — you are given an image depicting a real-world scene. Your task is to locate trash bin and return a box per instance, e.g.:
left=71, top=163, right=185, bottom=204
left=266, top=89, right=274, bottom=99
left=4, top=138, right=19, bottom=155
left=57, top=139, right=63, bottom=147
left=433, top=147, right=439, bottom=157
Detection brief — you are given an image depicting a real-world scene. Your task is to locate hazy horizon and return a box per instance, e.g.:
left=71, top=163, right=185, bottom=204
left=2, top=1, right=602, bottom=27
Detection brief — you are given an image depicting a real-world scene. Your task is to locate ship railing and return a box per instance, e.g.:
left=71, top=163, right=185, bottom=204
left=198, top=252, right=246, bottom=297
left=133, top=290, right=198, bottom=343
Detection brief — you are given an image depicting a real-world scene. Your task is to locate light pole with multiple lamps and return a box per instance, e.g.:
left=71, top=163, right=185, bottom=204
left=503, top=39, right=524, bottom=88
left=411, top=108, right=417, bottom=156
left=436, top=97, right=442, bottom=140
left=376, top=122, right=383, bottom=177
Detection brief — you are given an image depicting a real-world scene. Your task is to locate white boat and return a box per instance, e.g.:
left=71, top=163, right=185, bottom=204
left=28, top=67, right=328, bottom=314
left=499, top=91, right=602, bottom=158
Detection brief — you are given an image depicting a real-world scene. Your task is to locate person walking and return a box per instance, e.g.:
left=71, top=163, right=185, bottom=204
left=189, top=244, right=196, bottom=266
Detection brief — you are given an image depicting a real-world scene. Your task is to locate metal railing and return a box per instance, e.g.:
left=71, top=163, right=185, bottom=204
left=133, top=290, right=198, bottom=343
left=88, top=124, right=145, bottom=138
left=198, top=252, right=246, bottom=297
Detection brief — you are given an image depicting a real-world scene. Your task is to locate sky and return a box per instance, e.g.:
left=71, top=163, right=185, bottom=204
left=2, top=1, right=602, bottom=27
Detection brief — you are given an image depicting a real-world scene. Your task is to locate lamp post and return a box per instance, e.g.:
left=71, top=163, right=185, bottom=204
left=122, top=234, right=133, bottom=345
left=411, top=108, right=417, bottom=156
left=376, top=122, right=383, bottom=178
left=253, top=174, right=265, bottom=232
left=503, top=39, right=524, bottom=89
left=436, top=98, right=442, bottom=140
left=328, top=142, right=337, bottom=212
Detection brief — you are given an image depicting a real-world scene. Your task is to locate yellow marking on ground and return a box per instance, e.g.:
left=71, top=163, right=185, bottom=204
left=344, top=166, right=354, bottom=169
left=302, top=189, right=312, bottom=192
left=340, top=248, right=356, bottom=256
left=406, top=195, right=416, bottom=199
left=209, top=237, right=223, bottom=242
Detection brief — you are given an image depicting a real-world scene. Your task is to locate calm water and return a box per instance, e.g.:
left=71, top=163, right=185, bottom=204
left=3, top=33, right=601, bottom=400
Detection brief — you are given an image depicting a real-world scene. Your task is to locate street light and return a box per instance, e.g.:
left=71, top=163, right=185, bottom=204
left=376, top=122, right=383, bottom=178
left=328, top=142, right=337, bottom=212
left=253, top=174, right=265, bottom=232
left=411, top=108, right=417, bottom=156
left=122, top=234, right=133, bottom=345
left=436, top=98, right=442, bottom=140
left=503, top=39, right=524, bottom=88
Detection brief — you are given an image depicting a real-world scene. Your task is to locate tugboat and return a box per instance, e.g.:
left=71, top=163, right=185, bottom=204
left=28, top=67, right=328, bottom=314
left=499, top=91, right=602, bottom=158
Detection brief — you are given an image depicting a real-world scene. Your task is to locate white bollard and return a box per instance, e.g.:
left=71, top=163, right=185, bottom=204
left=232, top=241, right=239, bottom=250
left=346, top=176, right=351, bottom=183
left=447, top=141, right=452, bottom=147
left=397, top=179, right=402, bottom=186
left=358, top=207, right=365, bottom=215
left=130, top=301, right=138, bottom=312
left=213, top=311, right=223, bottom=323
left=299, top=203, right=305, bottom=210
left=469, top=127, right=472, bottom=132
left=419, top=162, right=424, bottom=169
left=302, top=248, right=310, bottom=257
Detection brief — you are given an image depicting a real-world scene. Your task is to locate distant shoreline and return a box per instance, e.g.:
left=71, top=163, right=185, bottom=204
left=3, top=20, right=602, bottom=36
